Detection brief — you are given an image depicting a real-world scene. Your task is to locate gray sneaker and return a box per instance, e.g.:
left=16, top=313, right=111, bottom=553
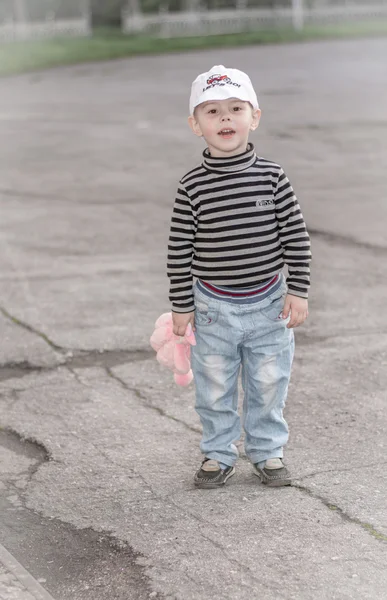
left=194, top=458, right=235, bottom=489
left=253, top=458, right=291, bottom=487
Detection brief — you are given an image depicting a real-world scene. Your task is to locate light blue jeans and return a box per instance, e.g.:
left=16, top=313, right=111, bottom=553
left=191, top=275, right=294, bottom=467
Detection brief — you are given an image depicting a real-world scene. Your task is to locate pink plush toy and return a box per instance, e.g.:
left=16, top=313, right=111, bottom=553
left=150, top=313, right=196, bottom=386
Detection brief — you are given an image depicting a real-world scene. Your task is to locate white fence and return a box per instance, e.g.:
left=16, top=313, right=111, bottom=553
left=0, top=0, right=91, bottom=42
left=0, top=18, right=91, bottom=42
left=123, top=2, right=387, bottom=37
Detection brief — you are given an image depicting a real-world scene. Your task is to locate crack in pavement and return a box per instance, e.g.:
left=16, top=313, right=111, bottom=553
left=0, top=428, right=49, bottom=473
left=0, top=305, right=65, bottom=352
left=105, top=367, right=202, bottom=435
left=0, top=428, right=51, bottom=512
left=0, top=350, right=155, bottom=382
left=0, top=305, right=154, bottom=374
left=294, top=465, right=376, bottom=480
left=65, top=364, right=90, bottom=388
left=292, top=482, right=387, bottom=544
left=0, top=362, right=48, bottom=382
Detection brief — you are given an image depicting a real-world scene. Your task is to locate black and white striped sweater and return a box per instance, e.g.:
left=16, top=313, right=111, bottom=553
left=167, top=144, right=311, bottom=313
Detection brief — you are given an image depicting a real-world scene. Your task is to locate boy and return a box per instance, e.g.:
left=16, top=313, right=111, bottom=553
left=167, top=65, right=311, bottom=489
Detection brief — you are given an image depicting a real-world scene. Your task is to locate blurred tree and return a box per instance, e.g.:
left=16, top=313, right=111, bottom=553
left=91, top=0, right=125, bottom=26
left=127, top=0, right=142, bottom=14
left=13, top=0, right=27, bottom=21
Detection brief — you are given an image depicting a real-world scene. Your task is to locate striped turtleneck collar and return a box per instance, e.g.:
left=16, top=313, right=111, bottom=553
left=202, top=143, right=257, bottom=173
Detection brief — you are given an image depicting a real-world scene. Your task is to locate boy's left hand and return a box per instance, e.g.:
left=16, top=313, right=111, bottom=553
left=281, top=294, right=309, bottom=329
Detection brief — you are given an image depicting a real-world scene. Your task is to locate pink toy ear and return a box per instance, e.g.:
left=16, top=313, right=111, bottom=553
left=174, top=371, right=193, bottom=386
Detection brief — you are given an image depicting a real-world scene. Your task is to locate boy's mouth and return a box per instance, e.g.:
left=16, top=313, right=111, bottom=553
left=218, top=128, right=235, bottom=138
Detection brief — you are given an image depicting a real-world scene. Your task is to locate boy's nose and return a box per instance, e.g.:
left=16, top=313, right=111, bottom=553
left=220, top=114, right=231, bottom=121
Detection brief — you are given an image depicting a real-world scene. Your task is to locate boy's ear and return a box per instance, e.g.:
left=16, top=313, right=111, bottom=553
left=250, top=108, right=261, bottom=131
left=188, top=115, right=203, bottom=137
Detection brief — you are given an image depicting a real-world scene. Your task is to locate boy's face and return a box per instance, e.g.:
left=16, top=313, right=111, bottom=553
left=188, top=98, right=261, bottom=158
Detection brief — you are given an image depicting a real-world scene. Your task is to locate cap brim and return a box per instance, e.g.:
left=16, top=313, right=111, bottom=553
left=190, top=87, right=258, bottom=114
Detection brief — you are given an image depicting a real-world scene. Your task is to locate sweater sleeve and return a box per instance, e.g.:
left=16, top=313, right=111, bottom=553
left=274, top=169, right=311, bottom=298
left=167, top=183, right=197, bottom=313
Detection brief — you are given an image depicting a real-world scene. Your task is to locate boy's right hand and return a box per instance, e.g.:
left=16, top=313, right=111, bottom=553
left=172, top=311, right=195, bottom=337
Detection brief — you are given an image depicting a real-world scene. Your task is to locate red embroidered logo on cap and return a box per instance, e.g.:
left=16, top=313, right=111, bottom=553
left=207, top=74, right=232, bottom=85
left=202, top=74, right=241, bottom=93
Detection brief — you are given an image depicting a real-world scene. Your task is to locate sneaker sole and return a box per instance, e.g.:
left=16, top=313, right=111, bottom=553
left=194, top=467, right=236, bottom=489
left=253, top=469, right=291, bottom=487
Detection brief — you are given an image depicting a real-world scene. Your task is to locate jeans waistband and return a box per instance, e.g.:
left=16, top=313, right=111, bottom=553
left=196, top=274, right=283, bottom=305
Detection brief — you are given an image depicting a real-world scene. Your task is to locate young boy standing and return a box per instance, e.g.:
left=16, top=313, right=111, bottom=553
left=167, top=65, right=311, bottom=489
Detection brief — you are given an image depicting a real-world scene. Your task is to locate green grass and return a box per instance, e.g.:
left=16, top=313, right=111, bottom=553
left=1, top=20, right=387, bottom=76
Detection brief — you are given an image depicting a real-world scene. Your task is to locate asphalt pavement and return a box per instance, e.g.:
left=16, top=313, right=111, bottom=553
left=0, top=37, right=386, bottom=600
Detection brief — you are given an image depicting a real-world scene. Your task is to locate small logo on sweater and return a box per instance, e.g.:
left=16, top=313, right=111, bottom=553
left=256, top=198, right=274, bottom=207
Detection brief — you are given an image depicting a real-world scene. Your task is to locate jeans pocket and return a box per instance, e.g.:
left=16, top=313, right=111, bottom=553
left=194, top=299, right=219, bottom=326
left=260, top=290, right=287, bottom=323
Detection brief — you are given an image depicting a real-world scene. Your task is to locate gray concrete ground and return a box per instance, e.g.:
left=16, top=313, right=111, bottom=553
left=0, top=38, right=386, bottom=600
left=0, top=537, right=56, bottom=600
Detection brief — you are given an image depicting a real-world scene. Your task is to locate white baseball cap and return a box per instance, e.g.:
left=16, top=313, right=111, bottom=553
left=189, top=65, right=259, bottom=115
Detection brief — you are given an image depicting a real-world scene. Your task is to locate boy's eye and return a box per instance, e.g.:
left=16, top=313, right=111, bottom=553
left=208, top=109, right=217, bottom=114
left=233, top=106, right=242, bottom=111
